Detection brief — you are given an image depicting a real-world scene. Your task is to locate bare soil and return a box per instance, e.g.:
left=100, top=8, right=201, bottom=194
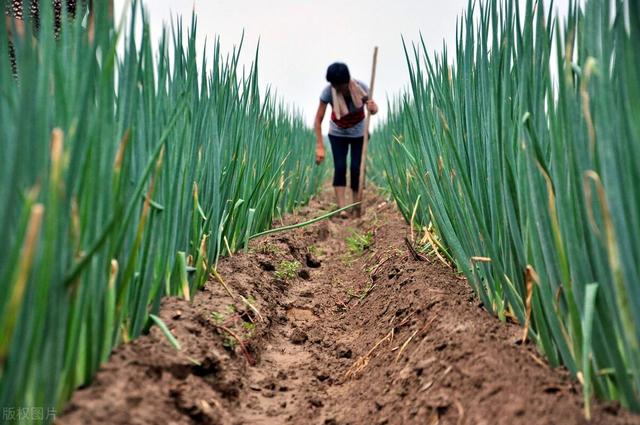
left=58, top=187, right=640, bottom=425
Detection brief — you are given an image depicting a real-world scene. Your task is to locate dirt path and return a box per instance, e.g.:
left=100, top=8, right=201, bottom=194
left=59, top=188, right=640, bottom=425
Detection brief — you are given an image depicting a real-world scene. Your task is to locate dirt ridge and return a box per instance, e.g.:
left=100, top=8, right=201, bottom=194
left=59, top=187, right=640, bottom=425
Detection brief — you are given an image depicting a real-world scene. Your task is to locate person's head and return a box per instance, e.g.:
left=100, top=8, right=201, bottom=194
left=326, top=62, right=351, bottom=94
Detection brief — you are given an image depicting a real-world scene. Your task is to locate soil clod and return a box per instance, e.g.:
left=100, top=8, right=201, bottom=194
left=290, top=328, right=309, bottom=345
left=305, top=252, right=322, bottom=268
left=336, top=344, right=352, bottom=359
left=298, top=268, right=311, bottom=280
left=309, top=396, right=324, bottom=407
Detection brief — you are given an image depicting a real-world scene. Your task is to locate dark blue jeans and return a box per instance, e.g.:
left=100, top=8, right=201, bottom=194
left=328, top=134, right=364, bottom=191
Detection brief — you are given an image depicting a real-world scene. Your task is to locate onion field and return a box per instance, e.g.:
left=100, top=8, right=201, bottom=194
left=1, top=0, right=639, bottom=423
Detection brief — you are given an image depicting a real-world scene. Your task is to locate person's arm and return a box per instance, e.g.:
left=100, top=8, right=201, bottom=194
left=314, top=101, right=327, bottom=164
left=359, top=80, right=378, bottom=115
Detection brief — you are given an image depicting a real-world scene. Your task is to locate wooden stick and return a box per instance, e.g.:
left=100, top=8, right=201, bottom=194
left=356, top=46, right=379, bottom=217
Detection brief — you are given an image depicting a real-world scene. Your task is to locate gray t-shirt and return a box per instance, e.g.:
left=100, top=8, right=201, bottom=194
left=320, top=80, right=369, bottom=138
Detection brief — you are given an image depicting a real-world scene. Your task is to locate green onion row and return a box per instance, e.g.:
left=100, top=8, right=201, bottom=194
left=370, top=0, right=640, bottom=412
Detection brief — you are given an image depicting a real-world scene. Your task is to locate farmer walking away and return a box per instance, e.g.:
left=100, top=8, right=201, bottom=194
left=314, top=62, right=378, bottom=218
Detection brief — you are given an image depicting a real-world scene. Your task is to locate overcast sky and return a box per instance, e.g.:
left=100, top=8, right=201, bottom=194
left=114, top=1, right=575, bottom=131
